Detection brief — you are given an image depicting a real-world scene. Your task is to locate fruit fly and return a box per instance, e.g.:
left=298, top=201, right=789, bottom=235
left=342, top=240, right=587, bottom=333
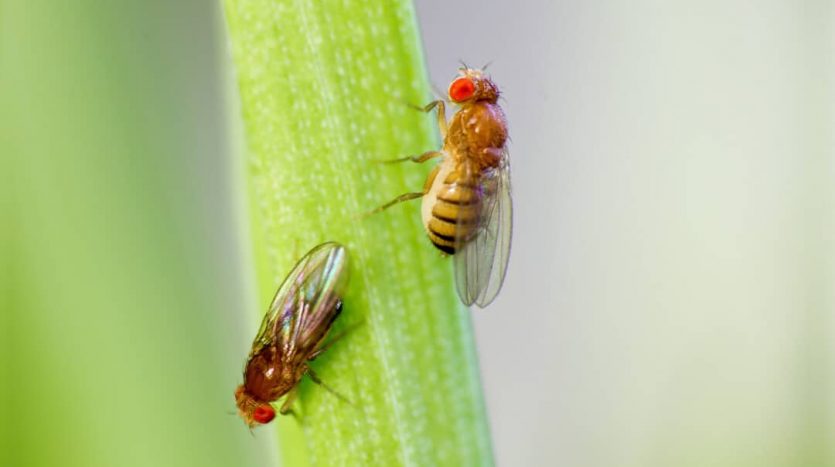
left=234, top=242, right=349, bottom=428
left=373, top=67, right=512, bottom=308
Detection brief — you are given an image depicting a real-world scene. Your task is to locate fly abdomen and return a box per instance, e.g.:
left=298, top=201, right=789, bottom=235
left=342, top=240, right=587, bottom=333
left=426, top=216, right=457, bottom=254
left=426, top=180, right=481, bottom=254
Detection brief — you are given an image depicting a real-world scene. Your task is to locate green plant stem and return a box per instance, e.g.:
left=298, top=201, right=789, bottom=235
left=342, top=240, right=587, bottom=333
left=222, top=0, right=493, bottom=465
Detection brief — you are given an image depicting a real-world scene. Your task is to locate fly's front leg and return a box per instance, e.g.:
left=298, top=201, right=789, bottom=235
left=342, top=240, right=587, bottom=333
left=279, top=389, right=299, bottom=420
left=409, top=99, right=448, bottom=138
left=381, top=99, right=446, bottom=164
left=425, top=100, right=448, bottom=139
left=378, top=150, right=442, bottom=165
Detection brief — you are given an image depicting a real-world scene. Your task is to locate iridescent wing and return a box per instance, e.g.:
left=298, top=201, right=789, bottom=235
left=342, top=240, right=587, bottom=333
left=249, top=242, right=349, bottom=364
left=454, top=154, right=512, bottom=307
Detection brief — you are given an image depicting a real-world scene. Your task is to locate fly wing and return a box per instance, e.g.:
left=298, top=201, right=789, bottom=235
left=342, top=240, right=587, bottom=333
left=454, top=155, right=512, bottom=307
left=249, top=242, right=349, bottom=364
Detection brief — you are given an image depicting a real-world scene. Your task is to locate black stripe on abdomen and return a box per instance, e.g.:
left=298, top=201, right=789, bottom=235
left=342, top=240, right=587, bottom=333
left=427, top=216, right=456, bottom=254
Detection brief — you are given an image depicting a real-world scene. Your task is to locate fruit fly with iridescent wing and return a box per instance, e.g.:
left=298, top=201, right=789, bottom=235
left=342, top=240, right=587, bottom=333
left=371, top=66, right=512, bottom=308
left=234, top=242, right=349, bottom=428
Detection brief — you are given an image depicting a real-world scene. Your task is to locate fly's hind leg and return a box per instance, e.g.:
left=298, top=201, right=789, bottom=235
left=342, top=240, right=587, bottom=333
left=307, top=368, right=353, bottom=407
left=363, top=164, right=440, bottom=219
left=308, top=320, right=364, bottom=361
left=363, top=192, right=423, bottom=218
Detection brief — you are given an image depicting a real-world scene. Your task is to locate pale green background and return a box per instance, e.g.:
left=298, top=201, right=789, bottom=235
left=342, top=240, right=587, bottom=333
left=2, top=0, right=833, bottom=466
left=2, top=1, right=275, bottom=466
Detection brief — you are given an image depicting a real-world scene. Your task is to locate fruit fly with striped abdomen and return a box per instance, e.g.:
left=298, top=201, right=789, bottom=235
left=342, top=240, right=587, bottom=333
left=235, top=242, right=349, bottom=428
left=371, top=67, right=512, bottom=308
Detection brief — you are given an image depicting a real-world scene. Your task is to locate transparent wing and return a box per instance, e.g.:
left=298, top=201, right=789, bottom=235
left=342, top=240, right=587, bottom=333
left=249, top=242, right=349, bottom=363
left=454, top=155, right=512, bottom=308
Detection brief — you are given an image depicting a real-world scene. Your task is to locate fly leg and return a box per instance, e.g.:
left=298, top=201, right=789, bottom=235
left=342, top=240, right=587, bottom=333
left=279, top=389, right=300, bottom=420
left=430, top=82, right=449, bottom=102
left=306, top=367, right=353, bottom=406
left=308, top=320, right=364, bottom=361
left=363, top=192, right=423, bottom=218
left=378, top=150, right=442, bottom=165
left=363, top=162, right=441, bottom=218
left=411, top=99, right=448, bottom=138
left=383, top=99, right=447, bottom=164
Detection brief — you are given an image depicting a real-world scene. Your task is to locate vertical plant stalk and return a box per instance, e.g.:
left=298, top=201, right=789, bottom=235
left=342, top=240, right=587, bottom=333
left=223, top=1, right=494, bottom=465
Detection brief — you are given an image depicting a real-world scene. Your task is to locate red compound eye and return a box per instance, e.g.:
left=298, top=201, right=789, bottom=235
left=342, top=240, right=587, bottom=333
left=449, top=77, right=475, bottom=102
left=253, top=405, right=276, bottom=424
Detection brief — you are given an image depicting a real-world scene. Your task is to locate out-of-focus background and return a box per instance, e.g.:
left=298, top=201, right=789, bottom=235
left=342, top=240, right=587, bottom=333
left=413, top=1, right=834, bottom=465
left=2, top=0, right=833, bottom=466
left=2, top=1, right=274, bottom=465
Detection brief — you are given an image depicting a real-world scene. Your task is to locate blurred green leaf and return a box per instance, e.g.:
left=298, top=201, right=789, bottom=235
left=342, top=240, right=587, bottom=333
left=1, top=1, right=271, bottom=466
